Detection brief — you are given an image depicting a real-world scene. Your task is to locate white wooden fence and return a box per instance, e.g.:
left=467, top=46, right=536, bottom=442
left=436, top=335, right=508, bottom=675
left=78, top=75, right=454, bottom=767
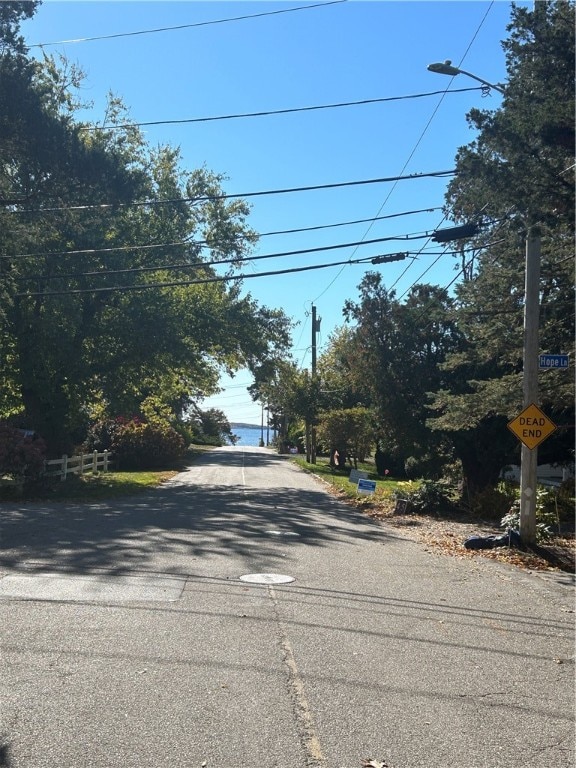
left=44, top=450, right=113, bottom=481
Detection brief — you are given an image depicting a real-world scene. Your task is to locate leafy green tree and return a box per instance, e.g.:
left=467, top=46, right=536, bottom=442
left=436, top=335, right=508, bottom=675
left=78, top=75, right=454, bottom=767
left=250, top=360, right=320, bottom=458
left=317, top=407, right=374, bottom=469
left=187, top=407, right=238, bottom=446
left=316, top=326, right=371, bottom=411
left=342, top=273, right=462, bottom=475
left=0, top=16, right=291, bottom=455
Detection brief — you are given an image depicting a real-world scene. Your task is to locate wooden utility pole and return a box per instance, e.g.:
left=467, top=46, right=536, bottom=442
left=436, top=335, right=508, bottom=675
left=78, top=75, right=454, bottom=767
left=519, top=231, right=541, bottom=544
left=310, top=305, right=320, bottom=464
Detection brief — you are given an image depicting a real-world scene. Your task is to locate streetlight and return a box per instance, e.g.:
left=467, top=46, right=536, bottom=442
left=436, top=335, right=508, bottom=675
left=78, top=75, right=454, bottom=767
left=428, top=61, right=540, bottom=545
left=427, top=60, right=506, bottom=94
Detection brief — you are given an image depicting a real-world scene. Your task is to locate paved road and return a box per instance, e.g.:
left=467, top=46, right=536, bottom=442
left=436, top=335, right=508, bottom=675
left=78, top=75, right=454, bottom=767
left=0, top=446, right=574, bottom=768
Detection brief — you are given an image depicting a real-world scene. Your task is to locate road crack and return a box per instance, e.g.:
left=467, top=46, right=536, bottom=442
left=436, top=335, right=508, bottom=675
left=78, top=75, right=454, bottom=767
left=268, top=585, right=326, bottom=767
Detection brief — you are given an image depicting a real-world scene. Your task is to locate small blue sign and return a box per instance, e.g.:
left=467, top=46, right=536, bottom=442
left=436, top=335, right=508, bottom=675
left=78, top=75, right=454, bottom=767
left=539, top=354, right=569, bottom=369
left=357, top=478, right=377, bottom=495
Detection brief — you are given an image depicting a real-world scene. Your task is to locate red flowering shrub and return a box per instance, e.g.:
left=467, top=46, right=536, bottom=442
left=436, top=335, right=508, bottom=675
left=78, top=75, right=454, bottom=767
left=84, top=415, right=143, bottom=452
left=111, top=420, right=186, bottom=470
left=0, top=424, right=46, bottom=482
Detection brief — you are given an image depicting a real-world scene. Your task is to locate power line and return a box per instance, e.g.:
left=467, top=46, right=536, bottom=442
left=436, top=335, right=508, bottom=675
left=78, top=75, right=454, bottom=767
left=391, top=1, right=497, bottom=302
left=29, top=1, right=347, bottom=47
left=312, top=0, right=497, bottom=309
left=14, top=233, right=437, bottom=282
left=4, top=206, right=443, bottom=261
left=259, top=207, right=442, bottom=237
left=310, top=82, right=454, bottom=304
left=15, top=242, right=503, bottom=298
left=16, top=252, right=403, bottom=297
left=81, top=88, right=482, bottom=131
left=10, top=170, right=456, bottom=215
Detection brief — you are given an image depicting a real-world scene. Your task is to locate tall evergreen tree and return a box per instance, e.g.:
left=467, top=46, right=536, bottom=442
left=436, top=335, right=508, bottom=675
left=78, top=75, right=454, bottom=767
left=342, top=273, right=462, bottom=476
left=427, top=0, right=575, bottom=484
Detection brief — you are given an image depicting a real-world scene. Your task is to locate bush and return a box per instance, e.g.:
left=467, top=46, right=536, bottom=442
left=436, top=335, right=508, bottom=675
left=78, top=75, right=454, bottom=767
left=500, top=482, right=575, bottom=541
left=393, top=479, right=456, bottom=516
left=0, top=423, right=46, bottom=483
left=173, top=422, right=195, bottom=447
left=554, top=477, right=575, bottom=522
left=404, top=453, right=446, bottom=481
left=84, top=416, right=142, bottom=452
left=464, top=482, right=519, bottom=520
left=111, top=420, right=186, bottom=470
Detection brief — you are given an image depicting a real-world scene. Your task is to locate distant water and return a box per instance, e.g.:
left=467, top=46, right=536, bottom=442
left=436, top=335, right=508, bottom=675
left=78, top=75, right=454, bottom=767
left=230, top=425, right=265, bottom=447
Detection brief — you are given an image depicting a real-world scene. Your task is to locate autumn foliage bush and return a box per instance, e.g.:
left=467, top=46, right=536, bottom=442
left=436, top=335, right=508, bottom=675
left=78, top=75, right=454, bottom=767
left=111, top=420, right=186, bottom=470
left=0, top=423, right=46, bottom=482
left=84, top=416, right=142, bottom=452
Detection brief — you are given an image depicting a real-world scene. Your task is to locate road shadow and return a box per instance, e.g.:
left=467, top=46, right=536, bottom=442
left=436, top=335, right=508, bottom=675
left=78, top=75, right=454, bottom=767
left=0, top=451, right=405, bottom=576
left=0, top=738, right=12, bottom=768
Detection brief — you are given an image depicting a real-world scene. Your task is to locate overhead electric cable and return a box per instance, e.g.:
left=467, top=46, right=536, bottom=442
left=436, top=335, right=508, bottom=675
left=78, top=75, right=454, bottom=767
left=15, top=233, right=437, bottom=281
left=311, top=0, right=495, bottom=308
left=82, top=88, right=482, bottom=130
left=259, top=207, right=441, bottom=237
left=16, top=240, right=504, bottom=298
left=10, top=170, right=456, bottom=215
left=16, top=253, right=396, bottom=297
left=30, top=1, right=347, bottom=47
left=310, top=92, right=451, bottom=302
left=5, top=206, right=443, bottom=260
left=393, top=1, right=496, bottom=301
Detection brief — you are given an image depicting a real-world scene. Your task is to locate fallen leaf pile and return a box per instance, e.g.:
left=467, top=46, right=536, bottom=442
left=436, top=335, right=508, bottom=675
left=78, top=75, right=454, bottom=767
left=327, top=483, right=574, bottom=573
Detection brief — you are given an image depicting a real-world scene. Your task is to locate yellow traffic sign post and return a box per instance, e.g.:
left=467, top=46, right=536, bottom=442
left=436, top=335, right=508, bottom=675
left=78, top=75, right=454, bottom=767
left=508, top=402, right=557, bottom=546
left=507, top=403, right=557, bottom=450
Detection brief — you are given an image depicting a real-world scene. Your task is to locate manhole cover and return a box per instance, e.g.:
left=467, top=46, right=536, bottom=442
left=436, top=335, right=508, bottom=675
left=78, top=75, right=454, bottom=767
left=239, top=573, right=295, bottom=585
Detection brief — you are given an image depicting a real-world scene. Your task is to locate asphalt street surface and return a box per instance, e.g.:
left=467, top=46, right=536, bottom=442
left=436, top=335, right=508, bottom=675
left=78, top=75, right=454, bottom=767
left=0, top=446, right=574, bottom=768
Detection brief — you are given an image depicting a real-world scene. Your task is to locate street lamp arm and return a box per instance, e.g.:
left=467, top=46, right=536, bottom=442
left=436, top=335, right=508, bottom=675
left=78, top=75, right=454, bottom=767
left=456, top=68, right=505, bottom=95
left=427, top=60, right=505, bottom=94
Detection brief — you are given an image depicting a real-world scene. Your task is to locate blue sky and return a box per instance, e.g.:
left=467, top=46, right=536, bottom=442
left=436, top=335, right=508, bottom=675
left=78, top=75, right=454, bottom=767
left=22, top=1, right=527, bottom=425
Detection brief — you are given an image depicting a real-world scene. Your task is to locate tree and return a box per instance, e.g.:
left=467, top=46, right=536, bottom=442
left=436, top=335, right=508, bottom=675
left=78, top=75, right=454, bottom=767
left=0, top=16, right=292, bottom=455
left=317, top=407, right=374, bottom=469
left=249, top=360, right=321, bottom=458
left=316, top=326, right=371, bottom=411
left=427, top=0, right=575, bottom=488
left=342, top=273, right=462, bottom=476
left=187, top=407, right=238, bottom=446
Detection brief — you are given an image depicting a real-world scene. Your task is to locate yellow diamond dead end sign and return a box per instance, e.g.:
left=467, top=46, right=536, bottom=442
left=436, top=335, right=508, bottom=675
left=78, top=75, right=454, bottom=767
left=507, top=403, right=557, bottom=450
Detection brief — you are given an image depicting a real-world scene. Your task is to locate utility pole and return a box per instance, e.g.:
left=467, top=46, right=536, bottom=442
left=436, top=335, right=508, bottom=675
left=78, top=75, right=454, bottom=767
left=519, top=231, right=541, bottom=544
left=311, top=304, right=317, bottom=375
left=427, top=62, right=545, bottom=546
left=310, top=305, right=320, bottom=464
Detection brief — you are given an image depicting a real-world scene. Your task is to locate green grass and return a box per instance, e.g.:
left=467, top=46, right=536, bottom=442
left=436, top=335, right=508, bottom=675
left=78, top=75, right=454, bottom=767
left=291, top=455, right=419, bottom=503
left=0, top=445, right=214, bottom=502
left=0, top=470, right=179, bottom=502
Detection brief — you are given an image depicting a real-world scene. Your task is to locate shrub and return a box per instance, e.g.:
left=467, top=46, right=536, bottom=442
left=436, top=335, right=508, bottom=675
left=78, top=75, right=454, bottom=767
left=553, top=477, right=575, bottom=523
left=84, top=416, right=142, bottom=452
left=111, top=420, right=186, bottom=470
left=464, top=482, right=519, bottom=520
left=501, top=483, right=574, bottom=541
left=0, top=423, right=46, bottom=483
left=393, top=479, right=456, bottom=516
left=173, top=422, right=195, bottom=447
